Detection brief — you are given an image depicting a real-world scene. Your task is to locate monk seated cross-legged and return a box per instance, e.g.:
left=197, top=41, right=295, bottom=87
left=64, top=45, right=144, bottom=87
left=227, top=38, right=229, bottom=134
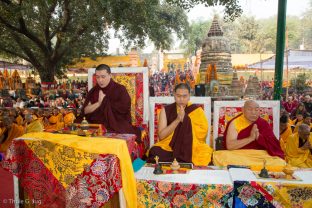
left=285, top=124, right=312, bottom=168
left=213, top=100, right=286, bottom=170
left=147, top=83, right=213, bottom=166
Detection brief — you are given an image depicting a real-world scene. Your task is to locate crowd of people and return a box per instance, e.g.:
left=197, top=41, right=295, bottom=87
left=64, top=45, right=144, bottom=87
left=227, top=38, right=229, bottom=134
left=149, top=69, right=196, bottom=96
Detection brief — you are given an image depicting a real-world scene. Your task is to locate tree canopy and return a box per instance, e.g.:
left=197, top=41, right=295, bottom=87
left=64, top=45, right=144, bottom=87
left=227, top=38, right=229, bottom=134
left=0, top=0, right=242, bottom=82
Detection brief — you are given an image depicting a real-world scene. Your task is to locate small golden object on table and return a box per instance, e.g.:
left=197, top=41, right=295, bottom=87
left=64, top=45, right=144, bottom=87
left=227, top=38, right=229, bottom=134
left=153, top=156, right=163, bottom=175
left=170, top=158, right=180, bottom=172
left=77, top=129, right=86, bottom=136
left=283, top=164, right=295, bottom=179
left=259, top=159, right=269, bottom=178
left=81, top=117, right=89, bottom=130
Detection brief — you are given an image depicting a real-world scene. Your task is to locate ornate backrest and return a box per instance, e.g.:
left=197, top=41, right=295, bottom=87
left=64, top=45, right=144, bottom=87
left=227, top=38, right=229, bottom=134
left=149, top=97, right=212, bottom=147
left=213, top=100, right=280, bottom=150
left=88, top=67, right=149, bottom=126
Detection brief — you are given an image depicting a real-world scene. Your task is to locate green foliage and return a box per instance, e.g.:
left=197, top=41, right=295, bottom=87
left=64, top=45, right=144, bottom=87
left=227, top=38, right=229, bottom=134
left=166, top=0, right=243, bottom=21
left=290, top=73, right=310, bottom=92
left=301, top=1, right=312, bottom=49
left=0, top=0, right=243, bottom=82
left=0, top=0, right=187, bottom=81
left=180, top=20, right=211, bottom=55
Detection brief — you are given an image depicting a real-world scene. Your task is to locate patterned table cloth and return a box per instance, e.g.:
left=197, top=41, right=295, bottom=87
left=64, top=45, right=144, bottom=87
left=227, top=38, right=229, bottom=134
left=229, top=168, right=312, bottom=208
left=135, top=167, right=233, bottom=208
left=233, top=180, right=312, bottom=207
left=1, top=132, right=138, bottom=208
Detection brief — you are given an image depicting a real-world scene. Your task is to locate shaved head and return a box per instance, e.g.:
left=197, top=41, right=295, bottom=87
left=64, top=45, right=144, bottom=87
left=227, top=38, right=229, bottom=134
left=298, top=123, right=310, bottom=133
left=243, top=100, right=260, bottom=122
left=243, top=100, right=259, bottom=109
left=298, top=123, right=311, bottom=141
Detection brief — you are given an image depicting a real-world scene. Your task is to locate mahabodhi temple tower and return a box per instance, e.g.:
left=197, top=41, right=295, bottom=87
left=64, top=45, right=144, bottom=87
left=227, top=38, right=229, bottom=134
left=199, top=15, right=233, bottom=87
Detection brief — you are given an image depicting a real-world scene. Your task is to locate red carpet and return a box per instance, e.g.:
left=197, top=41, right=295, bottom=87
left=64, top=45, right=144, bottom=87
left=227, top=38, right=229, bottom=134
left=0, top=167, right=15, bottom=208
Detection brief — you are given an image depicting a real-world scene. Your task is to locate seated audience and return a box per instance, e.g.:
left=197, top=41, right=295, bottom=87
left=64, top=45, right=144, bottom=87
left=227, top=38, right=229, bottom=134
left=285, top=124, right=312, bottom=168
left=0, top=116, right=25, bottom=153
left=292, top=113, right=304, bottom=133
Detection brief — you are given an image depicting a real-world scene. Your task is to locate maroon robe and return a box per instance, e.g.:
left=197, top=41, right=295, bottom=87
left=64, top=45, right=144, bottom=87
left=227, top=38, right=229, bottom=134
left=223, top=114, right=284, bottom=159
left=82, top=80, right=141, bottom=140
left=147, top=103, right=199, bottom=163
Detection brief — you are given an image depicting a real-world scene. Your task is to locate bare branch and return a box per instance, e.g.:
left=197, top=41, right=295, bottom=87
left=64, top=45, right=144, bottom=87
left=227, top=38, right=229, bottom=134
left=18, top=17, right=49, bottom=55
left=10, top=32, right=43, bottom=70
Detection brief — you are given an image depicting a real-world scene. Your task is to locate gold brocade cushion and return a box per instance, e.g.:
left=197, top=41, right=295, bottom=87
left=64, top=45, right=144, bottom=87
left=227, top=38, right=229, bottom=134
left=112, top=74, right=136, bottom=125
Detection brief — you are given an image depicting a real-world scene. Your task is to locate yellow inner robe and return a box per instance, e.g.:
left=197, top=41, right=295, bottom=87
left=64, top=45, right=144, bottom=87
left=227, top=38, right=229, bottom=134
left=280, top=124, right=293, bottom=153
left=285, top=133, right=312, bottom=168
left=153, top=105, right=213, bottom=166
left=213, top=114, right=286, bottom=171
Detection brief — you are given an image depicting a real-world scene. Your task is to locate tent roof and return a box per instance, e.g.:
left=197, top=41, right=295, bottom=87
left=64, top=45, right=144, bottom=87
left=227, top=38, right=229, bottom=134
left=248, top=50, right=312, bottom=70
left=0, top=60, right=31, bottom=70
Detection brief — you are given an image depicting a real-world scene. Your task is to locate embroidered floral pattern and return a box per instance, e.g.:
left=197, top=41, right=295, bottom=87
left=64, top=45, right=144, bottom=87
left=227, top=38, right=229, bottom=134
left=234, top=181, right=312, bottom=208
left=2, top=140, right=122, bottom=208
left=137, top=179, right=232, bottom=207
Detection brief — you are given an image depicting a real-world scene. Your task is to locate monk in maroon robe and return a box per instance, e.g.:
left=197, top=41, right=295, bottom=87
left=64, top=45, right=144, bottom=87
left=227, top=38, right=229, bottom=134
left=224, top=100, right=284, bottom=159
left=82, top=64, right=141, bottom=140
left=147, top=83, right=213, bottom=166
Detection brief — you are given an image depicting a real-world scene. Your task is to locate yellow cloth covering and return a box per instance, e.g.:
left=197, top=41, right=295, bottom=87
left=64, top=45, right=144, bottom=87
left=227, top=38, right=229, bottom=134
left=285, top=133, right=312, bottom=168
left=153, top=105, right=213, bottom=166
left=63, top=112, right=76, bottom=126
left=0, top=123, right=25, bottom=153
left=280, top=125, right=293, bottom=153
left=26, top=119, right=44, bottom=133
left=20, top=132, right=137, bottom=208
left=213, top=150, right=286, bottom=171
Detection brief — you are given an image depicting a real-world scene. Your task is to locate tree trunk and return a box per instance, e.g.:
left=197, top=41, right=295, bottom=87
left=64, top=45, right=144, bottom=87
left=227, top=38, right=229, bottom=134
left=37, top=64, right=57, bottom=91
left=38, top=68, right=55, bottom=82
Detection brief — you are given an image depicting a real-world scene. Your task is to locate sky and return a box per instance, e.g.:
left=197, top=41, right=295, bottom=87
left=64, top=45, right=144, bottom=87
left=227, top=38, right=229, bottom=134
left=108, top=0, right=311, bottom=54
left=188, top=0, right=310, bottom=21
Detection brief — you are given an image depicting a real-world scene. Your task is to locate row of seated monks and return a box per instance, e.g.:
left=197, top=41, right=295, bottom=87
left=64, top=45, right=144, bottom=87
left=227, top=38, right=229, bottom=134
left=280, top=111, right=312, bottom=168
left=1, top=64, right=311, bottom=170
left=0, top=107, right=76, bottom=153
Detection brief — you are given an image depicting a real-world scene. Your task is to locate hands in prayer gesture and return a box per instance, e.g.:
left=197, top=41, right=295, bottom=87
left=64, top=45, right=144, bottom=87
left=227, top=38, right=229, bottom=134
left=177, top=105, right=185, bottom=122
left=250, top=124, right=259, bottom=141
